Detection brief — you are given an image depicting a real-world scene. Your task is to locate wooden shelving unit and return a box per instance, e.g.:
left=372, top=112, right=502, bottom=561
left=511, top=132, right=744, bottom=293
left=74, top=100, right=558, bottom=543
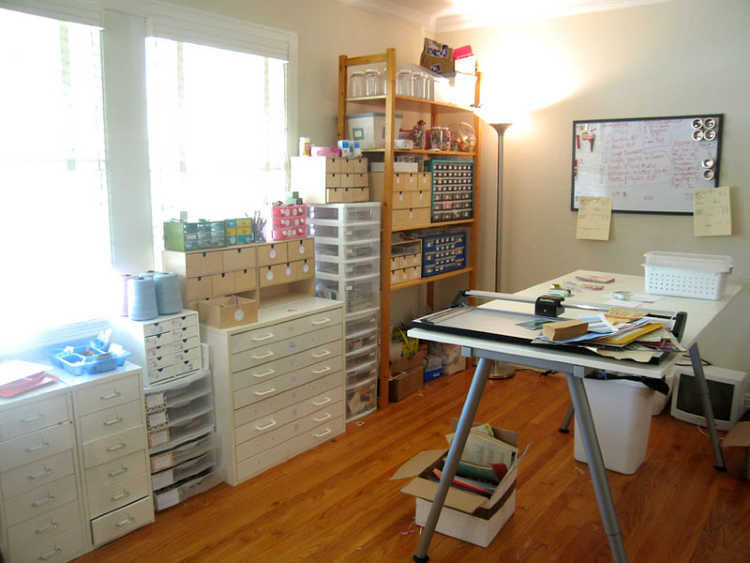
left=338, top=48, right=481, bottom=409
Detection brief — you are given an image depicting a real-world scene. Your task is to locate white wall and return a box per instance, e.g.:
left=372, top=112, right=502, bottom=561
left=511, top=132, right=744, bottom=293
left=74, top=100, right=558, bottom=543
left=437, top=0, right=750, bottom=371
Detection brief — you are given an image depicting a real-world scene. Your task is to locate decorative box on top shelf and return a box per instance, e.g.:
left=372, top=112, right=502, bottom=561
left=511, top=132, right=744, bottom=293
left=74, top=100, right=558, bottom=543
left=291, top=156, right=369, bottom=204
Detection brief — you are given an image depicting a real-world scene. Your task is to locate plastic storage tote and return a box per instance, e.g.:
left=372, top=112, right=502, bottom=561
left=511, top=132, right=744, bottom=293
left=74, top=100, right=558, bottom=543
left=643, top=251, right=733, bottom=300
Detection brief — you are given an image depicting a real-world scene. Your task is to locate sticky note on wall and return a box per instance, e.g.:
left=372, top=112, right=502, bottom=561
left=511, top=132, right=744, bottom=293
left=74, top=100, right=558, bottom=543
left=694, top=186, right=731, bottom=237
left=576, top=196, right=612, bottom=240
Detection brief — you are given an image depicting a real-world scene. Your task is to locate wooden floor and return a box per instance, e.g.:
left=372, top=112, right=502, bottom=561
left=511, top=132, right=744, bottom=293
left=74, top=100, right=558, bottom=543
left=75, top=369, right=750, bottom=562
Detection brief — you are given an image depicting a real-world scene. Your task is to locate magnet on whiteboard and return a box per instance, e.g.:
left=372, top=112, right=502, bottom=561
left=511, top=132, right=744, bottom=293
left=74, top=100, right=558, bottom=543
left=704, top=129, right=717, bottom=141
left=702, top=158, right=715, bottom=169
left=704, top=117, right=716, bottom=129
left=691, top=118, right=704, bottom=129
left=692, top=129, right=704, bottom=141
left=703, top=169, right=715, bottom=180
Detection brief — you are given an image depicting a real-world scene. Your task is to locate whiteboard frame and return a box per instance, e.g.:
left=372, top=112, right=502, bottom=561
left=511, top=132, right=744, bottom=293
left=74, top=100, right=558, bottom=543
left=570, top=114, right=724, bottom=215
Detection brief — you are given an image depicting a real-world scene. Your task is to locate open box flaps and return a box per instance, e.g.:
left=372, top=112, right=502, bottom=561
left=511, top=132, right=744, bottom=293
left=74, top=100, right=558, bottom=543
left=391, top=422, right=526, bottom=518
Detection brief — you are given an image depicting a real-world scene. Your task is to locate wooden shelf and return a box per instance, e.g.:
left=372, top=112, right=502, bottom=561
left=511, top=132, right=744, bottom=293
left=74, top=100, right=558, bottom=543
left=346, top=94, right=475, bottom=113
left=391, top=268, right=473, bottom=291
left=362, top=148, right=475, bottom=157
left=392, top=219, right=474, bottom=232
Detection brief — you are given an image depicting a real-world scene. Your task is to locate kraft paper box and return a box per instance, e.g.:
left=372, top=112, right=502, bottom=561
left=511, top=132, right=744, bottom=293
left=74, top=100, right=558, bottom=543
left=198, top=296, right=258, bottom=328
left=391, top=422, right=525, bottom=547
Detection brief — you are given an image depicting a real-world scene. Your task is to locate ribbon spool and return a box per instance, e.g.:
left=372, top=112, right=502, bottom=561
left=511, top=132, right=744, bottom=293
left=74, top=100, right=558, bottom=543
left=154, top=272, right=182, bottom=315
left=120, top=274, right=139, bottom=317
left=127, top=276, right=158, bottom=321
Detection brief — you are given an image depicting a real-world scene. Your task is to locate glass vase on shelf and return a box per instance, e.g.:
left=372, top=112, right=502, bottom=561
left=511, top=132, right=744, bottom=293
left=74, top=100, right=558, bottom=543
left=349, top=70, right=364, bottom=98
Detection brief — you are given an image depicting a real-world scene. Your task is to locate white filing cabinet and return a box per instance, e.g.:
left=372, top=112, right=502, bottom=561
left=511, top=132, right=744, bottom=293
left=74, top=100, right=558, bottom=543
left=111, top=310, right=202, bottom=386
left=203, top=296, right=346, bottom=486
left=0, top=363, right=153, bottom=562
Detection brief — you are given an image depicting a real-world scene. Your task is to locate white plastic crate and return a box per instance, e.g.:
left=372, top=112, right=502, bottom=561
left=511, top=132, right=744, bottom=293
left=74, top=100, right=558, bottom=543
left=308, top=202, right=382, bottom=224
left=315, top=273, right=380, bottom=314
left=309, top=220, right=380, bottom=242
left=643, top=251, right=732, bottom=300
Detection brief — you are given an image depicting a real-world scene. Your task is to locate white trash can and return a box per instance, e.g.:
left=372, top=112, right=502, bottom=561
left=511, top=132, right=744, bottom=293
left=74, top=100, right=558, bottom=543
left=574, top=378, right=654, bottom=474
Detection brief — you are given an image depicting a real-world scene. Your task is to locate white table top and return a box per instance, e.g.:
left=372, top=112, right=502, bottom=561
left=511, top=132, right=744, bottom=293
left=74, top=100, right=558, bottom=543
left=408, top=270, right=742, bottom=379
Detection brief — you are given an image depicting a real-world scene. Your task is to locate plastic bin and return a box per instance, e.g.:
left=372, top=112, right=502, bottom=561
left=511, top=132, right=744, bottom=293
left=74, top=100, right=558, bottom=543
left=151, top=450, right=216, bottom=491
left=346, top=361, right=378, bottom=387
left=315, top=239, right=380, bottom=261
left=346, top=113, right=403, bottom=149
left=146, top=393, right=213, bottom=432
left=308, top=202, right=382, bottom=224
left=309, top=220, right=380, bottom=242
left=346, top=344, right=377, bottom=371
left=149, top=411, right=214, bottom=454
left=643, top=251, right=733, bottom=300
left=345, top=309, right=379, bottom=339
left=315, top=273, right=379, bottom=314
left=149, top=433, right=215, bottom=473
left=154, top=468, right=221, bottom=511
left=53, top=343, right=131, bottom=375
left=346, top=376, right=377, bottom=420
left=346, top=330, right=377, bottom=354
left=573, top=378, right=654, bottom=474
left=144, top=370, right=211, bottom=413
left=316, top=256, right=380, bottom=279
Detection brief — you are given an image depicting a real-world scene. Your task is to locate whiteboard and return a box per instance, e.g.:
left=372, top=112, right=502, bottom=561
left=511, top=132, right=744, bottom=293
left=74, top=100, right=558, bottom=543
left=571, top=115, right=723, bottom=214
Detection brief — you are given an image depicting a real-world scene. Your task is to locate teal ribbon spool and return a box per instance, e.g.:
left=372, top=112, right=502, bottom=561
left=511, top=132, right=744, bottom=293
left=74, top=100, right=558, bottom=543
left=127, top=276, right=158, bottom=321
left=154, top=272, right=182, bottom=315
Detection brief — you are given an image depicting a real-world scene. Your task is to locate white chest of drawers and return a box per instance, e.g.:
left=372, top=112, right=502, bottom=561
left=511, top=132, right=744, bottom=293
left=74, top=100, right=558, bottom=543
left=203, top=296, right=346, bottom=486
left=0, top=363, right=153, bottom=562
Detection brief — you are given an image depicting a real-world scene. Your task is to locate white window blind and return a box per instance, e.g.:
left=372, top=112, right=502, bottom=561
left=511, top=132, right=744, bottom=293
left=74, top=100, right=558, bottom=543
left=0, top=8, right=112, bottom=349
left=145, top=37, right=288, bottom=254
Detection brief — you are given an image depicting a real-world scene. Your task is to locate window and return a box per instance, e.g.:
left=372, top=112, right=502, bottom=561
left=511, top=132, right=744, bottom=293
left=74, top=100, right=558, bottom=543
left=0, top=8, right=111, bottom=348
left=0, top=1, right=297, bottom=352
left=145, top=38, right=288, bottom=257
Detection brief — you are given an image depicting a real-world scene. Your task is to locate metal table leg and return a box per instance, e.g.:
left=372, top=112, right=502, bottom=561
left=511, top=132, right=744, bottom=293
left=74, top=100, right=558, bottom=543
left=559, top=403, right=575, bottom=433
left=688, top=343, right=727, bottom=471
left=567, top=367, right=628, bottom=563
left=413, top=357, right=491, bottom=563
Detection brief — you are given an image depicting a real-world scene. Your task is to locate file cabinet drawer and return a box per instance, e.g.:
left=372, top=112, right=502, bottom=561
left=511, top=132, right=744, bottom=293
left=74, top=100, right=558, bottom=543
left=236, top=424, right=295, bottom=463
left=229, top=308, right=341, bottom=354
left=8, top=502, right=84, bottom=563
left=86, top=460, right=149, bottom=517
left=4, top=473, right=78, bottom=526
left=0, top=394, right=70, bottom=442
left=0, top=449, right=75, bottom=498
left=78, top=400, right=143, bottom=444
left=90, top=495, right=154, bottom=547
left=236, top=440, right=288, bottom=483
left=82, top=425, right=146, bottom=469
left=288, top=418, right=345, bottom=457
left=85, top=449, right=148, bottom=493
left=0, top=422, right=74, bottom=472
left=294, top=400, right=345, bottom=435
left=74, top=375, right=140, bottom=416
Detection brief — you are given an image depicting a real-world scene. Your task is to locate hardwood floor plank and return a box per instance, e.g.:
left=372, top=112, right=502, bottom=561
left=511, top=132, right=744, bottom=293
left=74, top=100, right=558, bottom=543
left=73, top=369, right=750, bottom=562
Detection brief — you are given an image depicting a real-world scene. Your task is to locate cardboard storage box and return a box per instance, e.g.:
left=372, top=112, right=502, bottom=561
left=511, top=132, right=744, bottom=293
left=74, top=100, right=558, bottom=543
left=391, top=423, right=523, bottom=547
left=390, top=350, right=425, bottom=375
left=389, top=366, right=423, bottom=402
left=198, top=295, right=258, bottom=328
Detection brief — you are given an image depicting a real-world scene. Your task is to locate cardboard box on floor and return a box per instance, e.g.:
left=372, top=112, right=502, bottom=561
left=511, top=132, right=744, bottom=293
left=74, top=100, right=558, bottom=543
left=722, top=417, right=750, bottom=480
left=390, top=421, right=524, bottom=547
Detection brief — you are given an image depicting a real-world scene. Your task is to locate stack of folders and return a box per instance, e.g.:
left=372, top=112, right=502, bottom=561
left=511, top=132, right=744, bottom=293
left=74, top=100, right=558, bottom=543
left=144, top=367, right=221, bottom=511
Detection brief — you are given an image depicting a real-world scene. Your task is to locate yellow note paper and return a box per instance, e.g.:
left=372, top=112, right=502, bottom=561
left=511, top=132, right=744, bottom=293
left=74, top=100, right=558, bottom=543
left=576, top=196, right=612, bottom=240
left=694, top=186, right=731, bottom=237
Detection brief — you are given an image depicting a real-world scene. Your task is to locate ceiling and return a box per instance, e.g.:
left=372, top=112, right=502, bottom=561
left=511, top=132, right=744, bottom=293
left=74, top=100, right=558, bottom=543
left=338, top=0, right=670, bottom=32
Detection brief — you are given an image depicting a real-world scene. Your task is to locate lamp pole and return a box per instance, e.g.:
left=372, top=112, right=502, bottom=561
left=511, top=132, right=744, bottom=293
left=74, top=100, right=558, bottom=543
left=489, top=123, right=513, bottom=379
left=490, top=123, right=511, bottom=292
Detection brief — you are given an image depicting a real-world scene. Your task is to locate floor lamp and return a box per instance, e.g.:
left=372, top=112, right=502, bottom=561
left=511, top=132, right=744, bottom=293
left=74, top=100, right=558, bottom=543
left=488, top=122, right=515, bottom=380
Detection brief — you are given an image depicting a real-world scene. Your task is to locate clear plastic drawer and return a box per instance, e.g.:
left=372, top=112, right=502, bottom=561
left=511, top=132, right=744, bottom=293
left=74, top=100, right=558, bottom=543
left=315, top=274, right=379, bottom=314
left=346, top=361, right=377, bottom=387
left=315, top=239, right=380, bottom=261
left=346, top=377, right=377, bottom=420
left=309, top=221, right=380, bottom=242
left=315, top=256, right=380, bottom=279
left=308, top=202, right=381, bottom=224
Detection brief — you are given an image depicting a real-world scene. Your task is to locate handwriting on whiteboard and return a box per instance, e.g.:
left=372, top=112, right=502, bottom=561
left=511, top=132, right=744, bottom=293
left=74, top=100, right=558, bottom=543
left=573, top=116, right=721, bottom=213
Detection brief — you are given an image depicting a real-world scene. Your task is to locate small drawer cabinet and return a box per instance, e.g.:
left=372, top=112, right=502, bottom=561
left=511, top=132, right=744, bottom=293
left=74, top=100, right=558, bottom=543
left=112, top=310, right=203, bottom=386
left=0, top=364, right=153, bottom=562
left=203, top=296, right=346, bottom=486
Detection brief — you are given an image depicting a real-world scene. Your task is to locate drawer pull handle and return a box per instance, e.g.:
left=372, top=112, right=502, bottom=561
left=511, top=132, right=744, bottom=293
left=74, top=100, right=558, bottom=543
left=312, top=397, right=331, bottom=406
left=104, top=416, right=123, bottom=426
left=251, top=333, right=274, bottom=342
left=255, top=419, right=276, bottom=431
left=312, top=317, right=331, bottom=326
left=25, top=441, right=50, bottom=453
left=253, top=387, right=276, bottom=397
left=115, top=516, right=135, bottom=528
left=28, top=466, right=53, bottom=480
left=108, top=465, right=129, bottom=478
left=110, top=489, right=130, bottom=502
left=21, top=414, right=43, bottom=423
left=32, top=494, right=55, bottom=508
left=106, top=442, right=127, bottom=452
left=313, top=413, right=331, bottom=422
left=312, top=349, right=331, bottom=359
left=312, top=366, right=331, bottom=375
left=35, top=520, right=59, bottom=534
left=38, top=546, right=62, bottom=561
left=313, top=428, right=332, bottom=438
left=251, top=350, right=274, bottom=360
left=252, top=368, right=275, bottom=379
left=100, top=391, right=122, bottom=401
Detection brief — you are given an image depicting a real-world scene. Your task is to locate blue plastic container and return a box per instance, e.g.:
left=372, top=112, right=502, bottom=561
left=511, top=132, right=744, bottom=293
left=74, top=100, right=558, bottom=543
left=53, top=343, right=131, bottom=376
